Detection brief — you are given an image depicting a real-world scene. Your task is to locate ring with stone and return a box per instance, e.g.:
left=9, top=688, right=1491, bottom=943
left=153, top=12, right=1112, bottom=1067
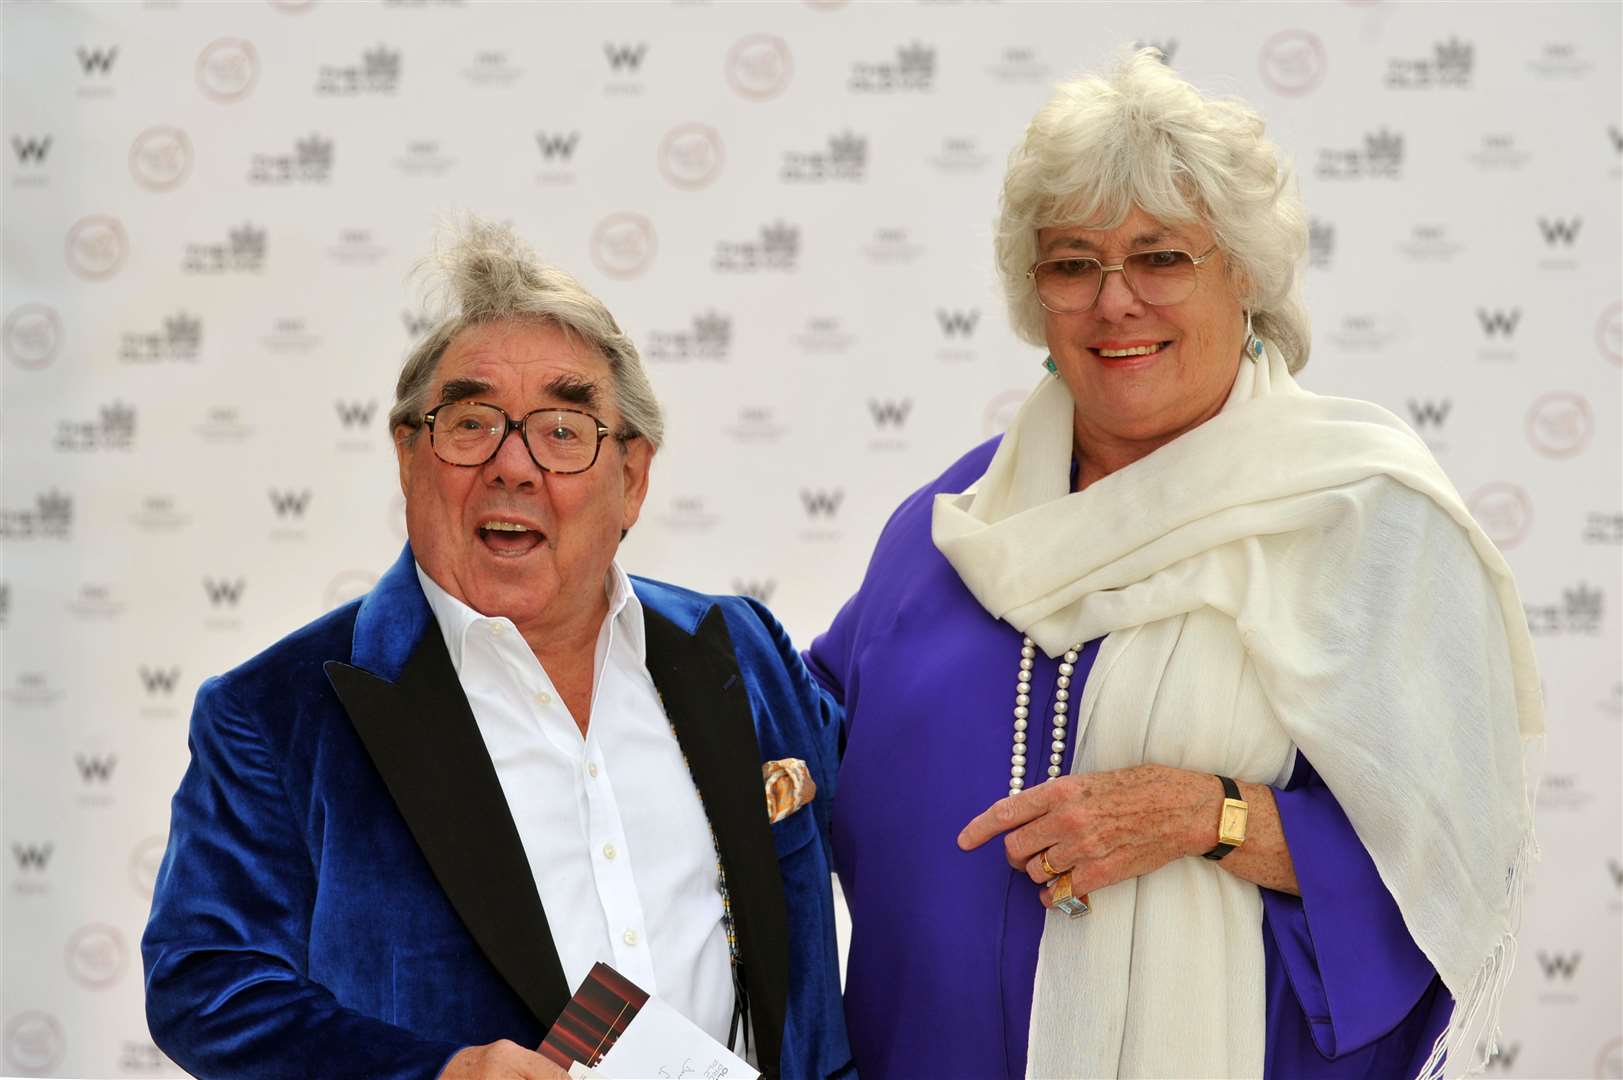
left=1051, top=872, right=1090, bottom=918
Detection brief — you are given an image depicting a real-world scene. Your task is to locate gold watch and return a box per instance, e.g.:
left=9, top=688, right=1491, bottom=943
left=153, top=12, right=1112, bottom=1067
left=1202, top=775, right=1247, bottom=861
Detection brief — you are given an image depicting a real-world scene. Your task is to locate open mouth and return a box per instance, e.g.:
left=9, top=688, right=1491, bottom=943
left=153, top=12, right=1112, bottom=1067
left=1090, top=341, right=1172, bottom=360
left=478, top=520, right=546, bottom=556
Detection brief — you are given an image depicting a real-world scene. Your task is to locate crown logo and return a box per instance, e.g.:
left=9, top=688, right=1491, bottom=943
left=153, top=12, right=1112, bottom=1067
left=895, top=41, right=936, bottom=78
left=37, top=488, right=72, bottom=527
left=295, top=134, right=333, bottom=170
left=164, top=312, right=202, bottom=351
left=1433, top=36, right=1473, bottom=74
left=692, top=310, right=731, bottom=348
left=1563, top=582, right=1602, bottom=619
left=229, top=223, right=267, bottom=260
left=363, top=45, right=401, bottom=81
left=759, top=220, right=799, bottom=258
left=827, top=130, right=867, bottom=168
left=100, top=400, right=137, bottom=439
left=1364, top=128, right=1404, bottom=167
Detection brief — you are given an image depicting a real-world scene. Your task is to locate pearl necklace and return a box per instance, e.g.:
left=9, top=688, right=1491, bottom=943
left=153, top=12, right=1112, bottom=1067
left=1010, top=637, right=1083, bottom=798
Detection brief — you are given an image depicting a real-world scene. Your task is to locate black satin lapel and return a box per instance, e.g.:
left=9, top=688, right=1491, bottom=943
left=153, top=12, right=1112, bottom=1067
left=643, top=606, right=789, bottom=1076
left=324, top=630, right=571, bottom=1029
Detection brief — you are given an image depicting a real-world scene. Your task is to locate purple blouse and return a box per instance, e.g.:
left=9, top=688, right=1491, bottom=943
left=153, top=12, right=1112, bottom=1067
left=806, top=438, right=1453, bottom=1079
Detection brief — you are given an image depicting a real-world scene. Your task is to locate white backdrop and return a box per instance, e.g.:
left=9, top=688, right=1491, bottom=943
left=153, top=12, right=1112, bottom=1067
left=2, top=2, right=1619, bottom=1076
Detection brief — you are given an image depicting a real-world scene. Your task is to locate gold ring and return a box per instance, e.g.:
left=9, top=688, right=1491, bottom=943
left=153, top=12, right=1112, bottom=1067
left=1039, top=850, right=1062, bottom=879
left=1051, top=872, right=1090, bottom=919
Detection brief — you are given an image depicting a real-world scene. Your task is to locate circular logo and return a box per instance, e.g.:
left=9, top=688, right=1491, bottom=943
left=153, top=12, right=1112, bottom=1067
left=65, top=924, right=127, bottom=989
left=64, top=215, right=127, bottom=281
left=1597, top=301, right=1622, bottom=365
left=325, top=570, right=378, bottom=609
left=3, top=305, right=61, bottom=370
left=1525, top=392, right=1593, bottom=458
left=128, top=835, right=166, bottom=898
left=1259, top=30, right=1327, bottom=96
left=129, top=126, right=193, bottom=191
left=3, top=1012, right=65, bottom=1074
left=197, top=38, right=259, bottom=103
left=658, top=124, right=724, bottom=190
left=589, top=213, right=656, bottom=279
left=726, top=34, right=793, bottom=101
left=1467, top=483, right=1533, bottom=550
left=981, top=388, right=1030, bottom=437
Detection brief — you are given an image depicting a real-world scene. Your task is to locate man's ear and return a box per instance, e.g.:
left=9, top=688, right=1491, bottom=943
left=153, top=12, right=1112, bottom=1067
left=618, top=437, right=655, bottom=534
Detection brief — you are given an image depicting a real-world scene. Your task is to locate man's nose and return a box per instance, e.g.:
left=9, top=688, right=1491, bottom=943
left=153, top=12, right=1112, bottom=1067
left=484, top=422, right=544, bottom=485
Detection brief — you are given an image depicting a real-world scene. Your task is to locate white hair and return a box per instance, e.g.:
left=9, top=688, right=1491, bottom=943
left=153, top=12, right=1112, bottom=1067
left=995, top=48, right=1312, bottom=371
left=391, top=216, right=665, bottom=448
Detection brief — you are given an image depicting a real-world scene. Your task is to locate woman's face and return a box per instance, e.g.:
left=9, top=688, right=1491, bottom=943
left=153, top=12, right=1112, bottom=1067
left=1038, top=207, right=1248, bottom=456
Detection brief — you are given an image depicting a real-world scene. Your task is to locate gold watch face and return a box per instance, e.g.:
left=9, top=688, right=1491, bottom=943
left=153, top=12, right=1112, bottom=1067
left=1219, top=800, right=1249, bottom=846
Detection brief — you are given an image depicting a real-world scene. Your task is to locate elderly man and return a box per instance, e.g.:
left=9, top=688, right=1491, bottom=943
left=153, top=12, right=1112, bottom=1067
left=142, top=222, right=852, bottom=1080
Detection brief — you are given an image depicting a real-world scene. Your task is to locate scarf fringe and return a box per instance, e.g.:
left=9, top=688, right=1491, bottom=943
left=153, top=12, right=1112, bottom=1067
left=1413, top=824, right=1539, bottom=1080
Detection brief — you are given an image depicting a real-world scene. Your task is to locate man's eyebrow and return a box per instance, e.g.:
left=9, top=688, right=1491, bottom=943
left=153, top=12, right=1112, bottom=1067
left=436, top=377, right=493, bottom=404
left=542, top=373, right=600, bottom=409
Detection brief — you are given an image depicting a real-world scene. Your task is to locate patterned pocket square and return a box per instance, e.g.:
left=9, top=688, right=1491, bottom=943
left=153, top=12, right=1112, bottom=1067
left=762, top=758, right=816, bottom=824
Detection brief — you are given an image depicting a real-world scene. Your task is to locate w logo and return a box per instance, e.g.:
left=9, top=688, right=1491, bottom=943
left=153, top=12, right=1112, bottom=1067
left=800, top=489, right=845, bottom=518
left=75, top=753, right=117, bottom=783
left=604, top=43, right=647, bottom=72
left=1476, top=308, right=1521, bottom=338
left=401, top=310, right=435, bottom=337
left=11, top=136, right=51, bottom=164
left=936, top=309, right=980, bottom=337
left=268, top=489, right=312, bottom=518
left=1536, top=951, right=1580, bottom=980
left=203, top=577, right=245, bottom=607
left=1537, top=217, right=1581, bottom=245
left=1405, top=398, right=1452, bottom=429
left=334, top=399, right=377, bottom=428
left=77, top=46, right=118, bottom=74
left=12, top=843, right=52, bottom=870
left=868, top=398, right=913, bottom=428
left=138, top=666, right=180, bottom=695
left=731, top=579, right=778, bottom=604
left=535, top=132, right=580, bottom=161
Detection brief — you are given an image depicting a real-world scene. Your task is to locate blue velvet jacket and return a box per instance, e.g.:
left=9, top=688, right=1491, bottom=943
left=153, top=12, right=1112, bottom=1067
left=142, top=545, right=854, bottom=1080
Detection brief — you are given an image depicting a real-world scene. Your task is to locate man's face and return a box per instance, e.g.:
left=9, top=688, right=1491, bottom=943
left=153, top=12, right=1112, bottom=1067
left=395, top=320, right=653, bottom=641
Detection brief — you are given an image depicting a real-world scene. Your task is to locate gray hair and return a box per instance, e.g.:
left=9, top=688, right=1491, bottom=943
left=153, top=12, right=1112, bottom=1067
left=391, top=217, right=665, bottom=448
left=995, top=48, right=1312, bottom=372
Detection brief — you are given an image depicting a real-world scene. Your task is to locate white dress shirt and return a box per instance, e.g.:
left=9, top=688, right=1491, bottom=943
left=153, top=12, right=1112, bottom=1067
left=416, top=562, right=734, bottom=1044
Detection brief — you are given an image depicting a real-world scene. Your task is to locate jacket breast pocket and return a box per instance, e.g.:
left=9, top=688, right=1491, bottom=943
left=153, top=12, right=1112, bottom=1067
left=769, top=804, right=818, bottom=859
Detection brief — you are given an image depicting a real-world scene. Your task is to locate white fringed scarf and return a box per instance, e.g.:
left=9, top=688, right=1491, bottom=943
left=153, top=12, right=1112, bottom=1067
left=932, top=343, right=1542, bottom=1079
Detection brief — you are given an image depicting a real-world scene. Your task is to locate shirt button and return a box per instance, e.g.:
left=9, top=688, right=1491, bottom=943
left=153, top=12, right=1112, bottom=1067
left=622, top=929, right=638, bottom=946
left=534, top=690, right=553, bottom=706
left=602, top=843, right=617, bottom=860
left=588, top=762, right=599, bottom=778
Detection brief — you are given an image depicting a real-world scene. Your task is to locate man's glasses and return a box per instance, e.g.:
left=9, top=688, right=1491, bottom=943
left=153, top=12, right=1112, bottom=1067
left=1027, top=246, right=1218, bottom=314
left=421, top=402, right=625, bottom=474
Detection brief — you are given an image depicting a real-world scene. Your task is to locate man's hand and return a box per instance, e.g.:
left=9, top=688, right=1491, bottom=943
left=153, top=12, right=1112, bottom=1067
left=439, top=1040, right=572, bottom=1080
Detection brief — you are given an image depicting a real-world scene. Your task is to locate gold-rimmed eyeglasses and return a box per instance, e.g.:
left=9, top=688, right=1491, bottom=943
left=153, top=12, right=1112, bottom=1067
left=421, top=401, right=629, bottom=474
left=1027, top=246, right=1219, bottom=314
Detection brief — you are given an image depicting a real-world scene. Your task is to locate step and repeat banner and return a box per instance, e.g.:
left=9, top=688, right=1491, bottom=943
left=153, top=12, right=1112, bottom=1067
left=2, top=1, right=1618, bottom=1076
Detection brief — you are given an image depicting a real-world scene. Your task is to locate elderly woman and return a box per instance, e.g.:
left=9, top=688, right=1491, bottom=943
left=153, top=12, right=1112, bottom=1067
left=807, top=50, right=1540, bottom=1079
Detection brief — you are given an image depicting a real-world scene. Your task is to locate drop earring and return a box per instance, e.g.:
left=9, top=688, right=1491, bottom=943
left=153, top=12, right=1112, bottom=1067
left=1243, top=311, right=1263, bottom=359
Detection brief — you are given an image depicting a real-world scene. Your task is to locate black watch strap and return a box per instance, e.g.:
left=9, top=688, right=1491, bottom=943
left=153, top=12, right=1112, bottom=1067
left=1202, top=774, right=1243, bottom=861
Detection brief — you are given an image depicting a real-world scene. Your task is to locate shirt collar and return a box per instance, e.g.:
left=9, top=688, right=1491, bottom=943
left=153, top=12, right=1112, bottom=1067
left=415, top=561, right=645, bottom=674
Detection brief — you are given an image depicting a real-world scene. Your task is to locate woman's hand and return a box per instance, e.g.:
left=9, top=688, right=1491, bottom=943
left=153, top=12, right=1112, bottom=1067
left=956, top=764, right=1300, bottom=904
